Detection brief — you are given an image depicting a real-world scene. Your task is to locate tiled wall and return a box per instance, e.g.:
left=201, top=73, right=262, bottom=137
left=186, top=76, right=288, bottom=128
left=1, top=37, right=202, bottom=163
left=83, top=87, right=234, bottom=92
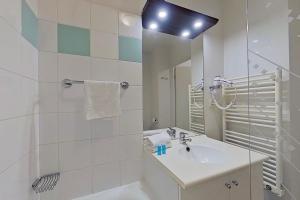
left=37, top=0, right=143, bottom=199
left=0, top=0, right=39, bottom=199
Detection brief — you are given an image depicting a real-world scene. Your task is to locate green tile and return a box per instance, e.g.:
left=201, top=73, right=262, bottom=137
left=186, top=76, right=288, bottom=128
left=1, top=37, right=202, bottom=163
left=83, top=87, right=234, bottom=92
left=119, top=36, right=142, bottom=63
left=22, top=0, right=38, bottom=47
left=58, top=24, right=90, bottom=56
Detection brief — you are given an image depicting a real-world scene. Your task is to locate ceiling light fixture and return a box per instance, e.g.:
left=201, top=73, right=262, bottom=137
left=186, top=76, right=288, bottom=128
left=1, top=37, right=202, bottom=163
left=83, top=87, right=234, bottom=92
left=181, top=30, right=190, bottom=38
left=194, top=21, right=203, bottom=29
left=149, top=22, right=158, bottom=30
left=158, top=10, right=167, bottom=19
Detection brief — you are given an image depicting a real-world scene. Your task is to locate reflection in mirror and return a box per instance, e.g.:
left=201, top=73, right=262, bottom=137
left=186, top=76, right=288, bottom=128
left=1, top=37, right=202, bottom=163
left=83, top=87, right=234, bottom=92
left=142, top=30, right=204, bottom=135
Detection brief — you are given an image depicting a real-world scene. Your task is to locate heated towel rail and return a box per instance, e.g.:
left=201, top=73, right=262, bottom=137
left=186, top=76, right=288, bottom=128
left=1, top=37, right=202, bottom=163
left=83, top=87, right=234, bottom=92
left=189, top=85, right=205, bottom=134
left=222, top=70, right=284, bottom=196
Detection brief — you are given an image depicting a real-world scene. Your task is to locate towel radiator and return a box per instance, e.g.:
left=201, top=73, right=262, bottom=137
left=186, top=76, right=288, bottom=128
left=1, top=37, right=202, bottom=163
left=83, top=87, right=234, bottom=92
left=222, top=70, right=284, bottom=196
left=189, top=85, right=205, bottom=134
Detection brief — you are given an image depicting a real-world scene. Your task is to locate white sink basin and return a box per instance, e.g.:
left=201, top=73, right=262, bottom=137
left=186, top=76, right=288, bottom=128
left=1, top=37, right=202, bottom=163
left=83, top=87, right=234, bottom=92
left=178, top=145, right=231, bottom=164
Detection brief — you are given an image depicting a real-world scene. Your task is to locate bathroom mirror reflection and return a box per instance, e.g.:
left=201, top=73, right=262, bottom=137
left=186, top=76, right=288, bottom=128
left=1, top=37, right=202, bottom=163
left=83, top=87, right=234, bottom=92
left=142, top=30, right=204, bottom=135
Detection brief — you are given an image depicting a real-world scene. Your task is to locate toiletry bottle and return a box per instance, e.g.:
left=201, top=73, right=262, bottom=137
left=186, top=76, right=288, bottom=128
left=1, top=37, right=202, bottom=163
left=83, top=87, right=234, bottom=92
left=157, top=145, right=162, bottom=155
left=162, top=144, right=166, bottom=155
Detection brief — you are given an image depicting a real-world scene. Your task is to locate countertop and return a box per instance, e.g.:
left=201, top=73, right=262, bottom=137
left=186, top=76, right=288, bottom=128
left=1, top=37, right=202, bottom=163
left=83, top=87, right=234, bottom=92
left=144, top=132, right=268, bottom=189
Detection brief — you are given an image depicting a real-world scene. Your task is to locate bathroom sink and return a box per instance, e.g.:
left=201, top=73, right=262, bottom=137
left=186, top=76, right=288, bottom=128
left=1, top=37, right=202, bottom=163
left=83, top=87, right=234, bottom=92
left=178, top=145, right=231, bottom=164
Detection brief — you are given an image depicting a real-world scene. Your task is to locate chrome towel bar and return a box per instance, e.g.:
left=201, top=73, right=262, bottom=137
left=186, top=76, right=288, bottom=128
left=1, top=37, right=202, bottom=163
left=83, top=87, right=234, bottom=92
left=62, top=79, right=129, bottom=89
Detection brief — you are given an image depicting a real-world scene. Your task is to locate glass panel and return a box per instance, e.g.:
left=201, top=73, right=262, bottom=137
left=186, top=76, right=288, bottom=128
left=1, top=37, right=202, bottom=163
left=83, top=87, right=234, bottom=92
left=248, top=0, right=300, bottom=199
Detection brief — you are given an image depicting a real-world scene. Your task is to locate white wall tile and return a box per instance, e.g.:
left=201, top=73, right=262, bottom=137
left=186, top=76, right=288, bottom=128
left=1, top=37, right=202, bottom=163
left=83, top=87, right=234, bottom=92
left=40, top=189, right=59, bottom=200
left=59, top=167, right=92, bottom=200
left=58, top=54, right=90, bottom=81
left=0, top=0, right=22, bottom=32
left=21, top=78, right=39, bottom=115
left=58, top=0, right=91, bottom=28
left=119, top=12, right=142, bottom=39
left=58, top=84, right=85, bottom=113
left=119, top=110, right=143, bottom=134
left=91, top=117, right=119, bottom=139
left=118, top=61, right=142, bottom=86
left=118, top=134, right=143, bottom=160
left=39, top=144, right=59, bottom=175
left=0, top=154, right=37, bottom=200
left=39, top=83, right=58, bottom=113
left=92, top=162, right=120, bottom=192
left=38, top=20, right=58, bottom=52
left=39, top=113, right=58, bottom=144
left=91, top=137, right=119, bottom=165
left=121, top=86, right=143, bottom=110
left=0, top=70, right=23, bottom=119
left=59, top=140, right=91, bottom=172
left=26, top=0, right=38, bottom=16
left=90, top=58, right=119, bottom=81
left=91, top=31, right=118, bottom=59
left=91, top=4, right=118, bottom=34
left=39, top=51, right=58, bottom=82
left=21, top=38, right=39, bottom=80
left=0, top=18, right=21, bottom=74
left=0, top=72, right=38, bottom=119
left=120, top=159, right=142, bottom=185
left=38, top=0, right=58, bottom=22
left=58, top=112, right=91, bottom=142
left=0, top=117, right=33, bottom=173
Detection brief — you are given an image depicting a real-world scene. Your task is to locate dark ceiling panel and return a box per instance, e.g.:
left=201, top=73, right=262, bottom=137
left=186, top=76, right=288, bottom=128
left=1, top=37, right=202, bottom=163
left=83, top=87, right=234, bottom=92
left=142, top=0, right=219, bottom=39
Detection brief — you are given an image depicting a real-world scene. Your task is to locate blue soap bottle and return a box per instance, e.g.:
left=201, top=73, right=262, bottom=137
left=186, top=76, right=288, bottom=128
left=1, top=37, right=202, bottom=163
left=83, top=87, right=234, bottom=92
left=157, top=145, right=162, bottom=155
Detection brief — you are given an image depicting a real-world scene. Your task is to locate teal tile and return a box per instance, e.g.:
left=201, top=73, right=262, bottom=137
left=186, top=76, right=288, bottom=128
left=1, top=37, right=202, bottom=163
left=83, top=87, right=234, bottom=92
left=22, top=0, right=38, bottom=47
left=58, top=24, right=90, bottom=56
left=119, top=36, right=142, bottom=63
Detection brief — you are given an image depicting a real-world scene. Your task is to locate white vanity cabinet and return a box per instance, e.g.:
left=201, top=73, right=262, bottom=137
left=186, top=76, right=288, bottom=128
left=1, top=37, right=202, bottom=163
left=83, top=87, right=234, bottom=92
left=144, top=152, right=264, bottom=200
left=143, top=134, right=267, bottom=200
left=179, top=164, right=264, bottom=200
left=180, top=164, right=264, bottom=200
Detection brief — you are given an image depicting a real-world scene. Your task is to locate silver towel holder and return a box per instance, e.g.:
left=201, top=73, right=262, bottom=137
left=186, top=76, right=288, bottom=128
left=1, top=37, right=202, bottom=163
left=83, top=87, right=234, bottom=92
left=62, top=79, right=129, bottom=89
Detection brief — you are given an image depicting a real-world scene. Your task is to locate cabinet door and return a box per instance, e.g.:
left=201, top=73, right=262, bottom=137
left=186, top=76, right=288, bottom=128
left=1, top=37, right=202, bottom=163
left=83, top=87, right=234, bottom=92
left=180, top=174, right=230, bottom=200
left=229, top=167, right=251, bottom=200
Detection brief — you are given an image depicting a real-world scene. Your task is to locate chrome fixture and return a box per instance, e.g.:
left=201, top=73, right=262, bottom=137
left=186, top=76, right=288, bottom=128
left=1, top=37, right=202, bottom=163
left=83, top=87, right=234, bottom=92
left=167, top=127, right=176, bottom=139
left=225, top=182, right=232, bottom=189
left=62, top=79, right=129, bottom=89
left=32, top=172, right=60, bottom=193
left=209, top=76, right=237, bottom=110
left=209, top=76, right=233, bottom=91
left=232, top=180, right=239, bottom=186
left=179, top=132, right=192, bottom=151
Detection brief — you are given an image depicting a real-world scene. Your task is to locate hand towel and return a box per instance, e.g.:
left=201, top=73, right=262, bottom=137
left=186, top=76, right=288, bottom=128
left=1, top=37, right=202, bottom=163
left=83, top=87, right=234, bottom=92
left=84, top=80, right=121, bottom=120
left=144, top=133, right=172, bottom=152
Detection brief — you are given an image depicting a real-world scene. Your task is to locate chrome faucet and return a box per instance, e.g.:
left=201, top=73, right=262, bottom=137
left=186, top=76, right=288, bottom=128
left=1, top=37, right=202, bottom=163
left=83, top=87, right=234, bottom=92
left=167, top=127, right=176, bottom=139
left=179, top=132, right=192, bottom=146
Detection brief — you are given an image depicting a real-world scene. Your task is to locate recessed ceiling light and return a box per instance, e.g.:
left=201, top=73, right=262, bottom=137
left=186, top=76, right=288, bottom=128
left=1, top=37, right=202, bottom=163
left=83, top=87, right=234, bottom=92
left=149, top=22, right=158, bottom=30
left=194, top=21, right=203, bottom=29
left=181, top=30, right=190, bottom=38
left=252, top=39, right=259, bottom=43
left=158, top=10, right=167, bottom=19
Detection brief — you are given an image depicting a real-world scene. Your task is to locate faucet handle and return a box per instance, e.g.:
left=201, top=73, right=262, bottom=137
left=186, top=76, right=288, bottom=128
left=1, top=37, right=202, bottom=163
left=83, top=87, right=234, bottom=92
left=179, top=132, right=188, bottom=139
left=167, top=127, right=176, bottom=139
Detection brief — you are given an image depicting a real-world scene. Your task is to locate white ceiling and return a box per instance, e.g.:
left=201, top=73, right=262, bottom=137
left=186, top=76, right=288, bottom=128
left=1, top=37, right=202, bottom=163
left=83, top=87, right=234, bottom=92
left=90, top=0, right=147, bottom=15
left=143, top=30, right=191, bottom=53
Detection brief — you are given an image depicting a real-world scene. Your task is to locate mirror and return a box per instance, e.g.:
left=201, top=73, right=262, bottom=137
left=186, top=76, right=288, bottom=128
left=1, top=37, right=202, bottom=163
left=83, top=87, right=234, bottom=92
left=143, top=30, right=204, bottom=135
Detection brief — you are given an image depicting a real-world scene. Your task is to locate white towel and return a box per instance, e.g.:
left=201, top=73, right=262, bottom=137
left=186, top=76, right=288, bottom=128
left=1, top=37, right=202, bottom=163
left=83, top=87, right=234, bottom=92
left=84, top=80, right=121, bottom=120
left=144, top=133, right=172, bottom=152
left=143, top=129, right=164, bottom=137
